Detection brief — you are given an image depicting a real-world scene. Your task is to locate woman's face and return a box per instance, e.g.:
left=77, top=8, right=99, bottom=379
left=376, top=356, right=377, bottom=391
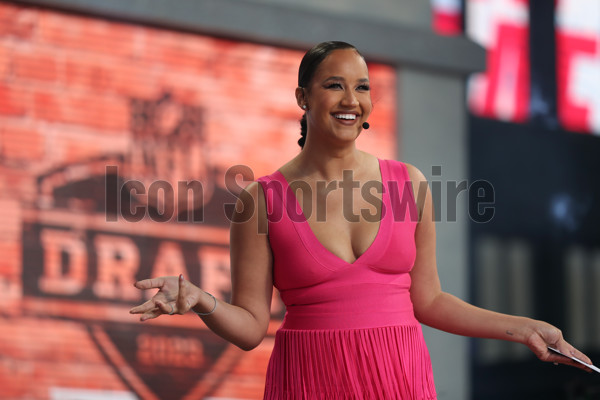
left=299, top=49, right=373, bottom=145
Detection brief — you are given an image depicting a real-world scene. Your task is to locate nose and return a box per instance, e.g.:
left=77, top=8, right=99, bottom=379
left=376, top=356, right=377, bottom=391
left=340, top=89, right=359, bottom=107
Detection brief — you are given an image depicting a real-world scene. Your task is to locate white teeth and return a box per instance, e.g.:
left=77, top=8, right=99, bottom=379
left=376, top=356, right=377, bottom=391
left=334, top=114, right=356, bottom=120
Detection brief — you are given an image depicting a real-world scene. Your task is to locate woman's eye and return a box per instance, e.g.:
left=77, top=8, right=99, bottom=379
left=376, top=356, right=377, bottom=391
left=325, top=83, right=343, bottom=89
left=357, top=84, right=370, bottom=91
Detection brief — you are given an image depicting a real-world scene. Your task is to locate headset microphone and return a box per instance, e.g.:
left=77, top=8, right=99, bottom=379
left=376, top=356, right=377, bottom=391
left=362, top=122, right=370, bottom=130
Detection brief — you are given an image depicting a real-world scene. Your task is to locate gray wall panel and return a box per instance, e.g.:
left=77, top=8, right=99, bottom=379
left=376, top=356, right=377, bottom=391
left=400, top=67, right=470, bottom=400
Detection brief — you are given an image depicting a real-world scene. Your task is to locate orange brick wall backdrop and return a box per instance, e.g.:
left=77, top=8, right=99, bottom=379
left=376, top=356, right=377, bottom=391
left=0, top=3, right=397, bottom=399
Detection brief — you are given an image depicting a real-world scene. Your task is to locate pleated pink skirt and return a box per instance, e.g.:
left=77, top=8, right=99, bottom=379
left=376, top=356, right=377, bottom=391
left=263, top=324, right=437, bottom=400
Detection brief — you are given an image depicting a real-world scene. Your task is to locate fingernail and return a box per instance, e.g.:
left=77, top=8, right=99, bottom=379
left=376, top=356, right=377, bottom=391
left=179, top=274, right=184, bottom=281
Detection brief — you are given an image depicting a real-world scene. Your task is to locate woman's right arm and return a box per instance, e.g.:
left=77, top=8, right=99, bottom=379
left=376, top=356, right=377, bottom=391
left=129, top=181, right=274, bottom=351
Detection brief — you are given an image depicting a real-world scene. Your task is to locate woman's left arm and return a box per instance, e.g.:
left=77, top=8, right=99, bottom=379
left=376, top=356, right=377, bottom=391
left=405, top=163, right=593, bottom=371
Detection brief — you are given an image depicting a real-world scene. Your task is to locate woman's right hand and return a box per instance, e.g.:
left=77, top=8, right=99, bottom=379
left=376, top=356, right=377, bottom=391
left=127, top=182, right=274, bottom=351
left=129, top=275, right=203, bottom=321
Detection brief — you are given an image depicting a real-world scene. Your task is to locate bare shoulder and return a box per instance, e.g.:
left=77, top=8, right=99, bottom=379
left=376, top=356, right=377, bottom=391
left=403, top=162, right=428, bottom=184
left=239, top=181, right=263, bottom=200
left=359, top=150, right=380, bottom=167
left=402, top=162, right=431, bottom=219
left=230, top=181, right=268, bottom=234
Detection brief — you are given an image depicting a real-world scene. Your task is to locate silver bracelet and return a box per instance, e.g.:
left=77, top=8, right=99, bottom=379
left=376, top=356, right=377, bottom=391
left=193, top=292, right=217, bottom=316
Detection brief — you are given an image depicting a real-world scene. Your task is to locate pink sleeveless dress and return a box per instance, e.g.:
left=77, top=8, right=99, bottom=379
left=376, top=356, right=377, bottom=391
left=257, top=159, right=437, bottom=400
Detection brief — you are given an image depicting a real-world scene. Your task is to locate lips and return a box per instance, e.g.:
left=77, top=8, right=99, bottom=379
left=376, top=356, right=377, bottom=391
left=332, top=113, right=360, bottom=125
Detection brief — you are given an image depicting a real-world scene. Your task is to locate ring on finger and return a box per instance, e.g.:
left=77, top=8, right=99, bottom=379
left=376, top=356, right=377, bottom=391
left=168, top=303, right=175, bottom=315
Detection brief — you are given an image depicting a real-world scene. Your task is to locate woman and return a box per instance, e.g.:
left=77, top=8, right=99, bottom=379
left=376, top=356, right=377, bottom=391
left=130, top=41, right=593, bottom=399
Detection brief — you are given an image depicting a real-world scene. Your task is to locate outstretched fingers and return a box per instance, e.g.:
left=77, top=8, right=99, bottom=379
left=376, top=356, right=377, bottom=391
left=134, top=277, right=166, bottom=290
left=130, top=275, right=191, bottom=321
left=129, top=299, right=158, bottom=315
left=129, top=288, right=168, bottom=314
left=129, top=278, right=171, bottom=319
left=130, top=300, right=175, bottom=321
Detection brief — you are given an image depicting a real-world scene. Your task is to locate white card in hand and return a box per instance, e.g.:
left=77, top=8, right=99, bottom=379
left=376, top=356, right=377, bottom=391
left=547, top=346, right=600, bottom=374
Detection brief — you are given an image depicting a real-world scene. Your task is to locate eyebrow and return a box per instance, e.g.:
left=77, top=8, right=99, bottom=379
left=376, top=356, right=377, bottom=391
left=322, top=76, right=370, bottom=83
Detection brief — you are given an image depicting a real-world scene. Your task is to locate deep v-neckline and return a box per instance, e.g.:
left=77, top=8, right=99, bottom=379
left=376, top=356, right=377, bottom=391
left=274, top=158, right=390, bottom=267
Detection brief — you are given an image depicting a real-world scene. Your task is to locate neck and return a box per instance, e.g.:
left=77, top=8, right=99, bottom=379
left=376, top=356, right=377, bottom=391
left=296, top=138, right=363, bottom=181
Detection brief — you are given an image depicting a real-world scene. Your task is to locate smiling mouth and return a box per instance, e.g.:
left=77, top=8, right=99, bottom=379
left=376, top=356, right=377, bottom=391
left=333, top=113, right=358, bottom=121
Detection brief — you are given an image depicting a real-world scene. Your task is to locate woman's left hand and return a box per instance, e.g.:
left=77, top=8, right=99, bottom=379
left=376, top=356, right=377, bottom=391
left=525, top=320, right=593, bottom=372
